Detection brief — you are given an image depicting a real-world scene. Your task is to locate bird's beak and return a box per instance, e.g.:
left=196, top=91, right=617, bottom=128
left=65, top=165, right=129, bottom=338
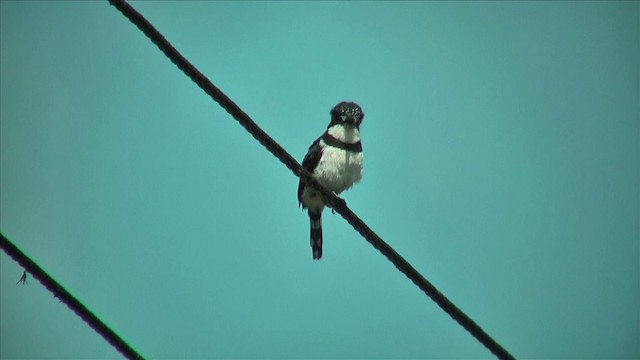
left=343, top=115, right=361, bottom=124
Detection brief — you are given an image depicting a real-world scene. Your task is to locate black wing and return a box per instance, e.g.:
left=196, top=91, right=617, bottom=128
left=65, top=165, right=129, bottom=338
left=297, top=135, right=324, bottom=205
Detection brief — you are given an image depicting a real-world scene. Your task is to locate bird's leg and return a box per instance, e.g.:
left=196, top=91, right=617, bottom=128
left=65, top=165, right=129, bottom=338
left=324, top=191, right=344, bottom=214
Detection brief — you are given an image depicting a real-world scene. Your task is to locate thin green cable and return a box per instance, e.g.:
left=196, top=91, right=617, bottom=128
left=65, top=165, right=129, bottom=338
left=0, top=232, right=144, bottom=360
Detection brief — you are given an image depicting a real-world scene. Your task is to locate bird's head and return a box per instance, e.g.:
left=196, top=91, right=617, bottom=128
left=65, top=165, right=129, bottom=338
left=329, top=101, right=364, bottom=128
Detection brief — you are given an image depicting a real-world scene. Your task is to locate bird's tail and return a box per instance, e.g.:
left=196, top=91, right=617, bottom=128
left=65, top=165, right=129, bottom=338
left=309, top=211, right=323, bottom=260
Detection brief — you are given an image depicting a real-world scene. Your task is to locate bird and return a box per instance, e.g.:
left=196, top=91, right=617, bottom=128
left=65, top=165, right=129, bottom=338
left=298, top=101, right=364, bottom=260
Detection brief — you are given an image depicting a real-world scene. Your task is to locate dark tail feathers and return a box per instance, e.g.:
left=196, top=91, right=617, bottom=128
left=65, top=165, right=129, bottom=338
left=309, top=211, right=323, bottom=260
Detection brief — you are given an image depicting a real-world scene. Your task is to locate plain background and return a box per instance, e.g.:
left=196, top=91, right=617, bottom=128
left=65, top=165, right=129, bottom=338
left=1, top=1, right=638, bottom=359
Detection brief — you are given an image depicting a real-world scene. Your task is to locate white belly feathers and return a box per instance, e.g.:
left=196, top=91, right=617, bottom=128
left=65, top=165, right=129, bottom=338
left=313, top=144, right=363, bottom=195
left=300, top=123, right=363, bottom=211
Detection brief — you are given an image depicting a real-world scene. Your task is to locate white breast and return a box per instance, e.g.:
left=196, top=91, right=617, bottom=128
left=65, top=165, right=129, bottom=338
left=300, top=124, right=363, bottom=211
left=313, top=143, right=363, bottom=195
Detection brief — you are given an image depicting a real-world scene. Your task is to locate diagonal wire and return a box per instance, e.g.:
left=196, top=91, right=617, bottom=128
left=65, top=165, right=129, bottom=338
left=108, top=1, right=515, bottom=359
left=0, top=232, right=145, bottom=360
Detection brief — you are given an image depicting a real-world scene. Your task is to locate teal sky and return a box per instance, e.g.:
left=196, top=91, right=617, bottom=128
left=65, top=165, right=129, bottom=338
left=1, top=1, right=638, bottom=359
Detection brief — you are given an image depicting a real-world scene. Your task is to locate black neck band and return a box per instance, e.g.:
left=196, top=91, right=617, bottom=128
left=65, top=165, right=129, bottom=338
left=322, top=133, right=362, bottom=152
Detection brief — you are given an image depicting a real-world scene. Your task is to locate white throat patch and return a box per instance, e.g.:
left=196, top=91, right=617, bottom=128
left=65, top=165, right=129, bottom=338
left=327, top=124, right=360, bottom=144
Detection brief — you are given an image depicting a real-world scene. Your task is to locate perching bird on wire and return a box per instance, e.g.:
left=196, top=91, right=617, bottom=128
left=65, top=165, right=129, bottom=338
left=298, top=101, right=364, bottom=260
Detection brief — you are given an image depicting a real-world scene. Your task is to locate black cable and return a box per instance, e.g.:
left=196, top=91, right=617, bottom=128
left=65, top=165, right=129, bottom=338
left=0, top=232, right=144, bottom=360
left=108, top=1, right=515, bottom=358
